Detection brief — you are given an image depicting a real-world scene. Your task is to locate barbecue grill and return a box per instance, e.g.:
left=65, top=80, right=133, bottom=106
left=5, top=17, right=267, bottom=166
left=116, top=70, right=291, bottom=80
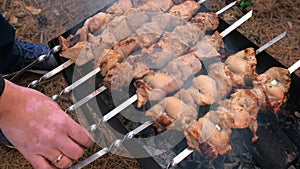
left=39, top=1, right=300, bottom=169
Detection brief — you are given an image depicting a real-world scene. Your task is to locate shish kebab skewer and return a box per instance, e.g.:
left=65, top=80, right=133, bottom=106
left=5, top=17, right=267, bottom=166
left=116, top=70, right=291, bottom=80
left=27, top=0, right=213, bottom=88
left=142, top=32, right=286, bottom=113
left=69, top=12, right=256, bottom=167
left=105, top=10, right=252, bottom=109
left=68, top=19, right=285, bottom=169
left=88, top=31, right=286, bottom=139
left=51, top=1, right=236, bottom=101
left=166, top=60, right=300, bottom=169
left=50, top=0, right=207, bottom=98
left=72, top=61, right=300, bottom=169
left=64, top=5, right=247, bottom=113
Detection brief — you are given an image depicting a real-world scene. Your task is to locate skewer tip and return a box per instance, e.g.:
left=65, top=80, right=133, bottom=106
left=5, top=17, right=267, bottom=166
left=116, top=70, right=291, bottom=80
left=198, top=0, right=206, bottom=4
left=288, top=59, right=300, bottom=74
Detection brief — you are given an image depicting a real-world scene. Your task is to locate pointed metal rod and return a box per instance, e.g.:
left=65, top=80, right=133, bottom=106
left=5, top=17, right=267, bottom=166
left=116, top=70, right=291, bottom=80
left=10, top=45, right=61, bottom=82
left=70, top=121, right=154, bottom=169
left=220, top=10, right=252, bottom=37
left=65, top=85, right=107, bottom=113
left=52, top=67, right=101, bottom=101
left=28, top=60, right=73, bottom=88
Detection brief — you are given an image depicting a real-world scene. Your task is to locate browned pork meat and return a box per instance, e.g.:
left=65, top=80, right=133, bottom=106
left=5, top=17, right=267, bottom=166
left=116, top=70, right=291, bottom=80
left=145, top=96, right=198, bottom=132
left=135, top=71, right=184, bottom=107
left=186, top=112, right=232, bottom=157
left=185, top=66, right=291, bottom=157
left=95, top=33, right=161, bottom=76
left=164, top=52, right=202, bottom=81
left=191, top=12, right=220, bottom=31
left=169, top=0, right=201, bottom=20
left=202, top=31, right=224, bottom=51
left=107, top=0, right=174, bottom=15
left=185, top=75, right=219, bottom=106
left=106, top=0, right=133, bottom=15
left=253, top=67, right=291, bottom=112
left=225, top=47, right=257, bottom=86
left=58, top=12, right=112, bottom=51
left=84, top=12, right=113, bottom=34
left=60, top=41, right=94, bottom=66
left=133, top=0, right=174, bottom=13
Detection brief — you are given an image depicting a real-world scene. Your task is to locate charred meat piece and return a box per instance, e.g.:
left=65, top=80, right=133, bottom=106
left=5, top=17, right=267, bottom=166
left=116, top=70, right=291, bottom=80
left=133, top=0, right=174, bottom=13
left=107, top=0, right=174, bottom=15
left=191, top=34, right=220, bottom=60
left=84, top=12, right=113, bottom=34
left=59, top=12, right=112, bottom=50
left=208, top=62, right=233, bottom=99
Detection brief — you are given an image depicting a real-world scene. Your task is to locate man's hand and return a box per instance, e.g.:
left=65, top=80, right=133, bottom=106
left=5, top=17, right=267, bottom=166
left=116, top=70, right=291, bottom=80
left=0, top=80, right=94, bottom=169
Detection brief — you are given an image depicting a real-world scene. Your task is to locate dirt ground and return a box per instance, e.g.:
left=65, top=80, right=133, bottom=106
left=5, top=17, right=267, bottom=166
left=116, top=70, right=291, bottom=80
left=0, top=0, right=299, bottom=168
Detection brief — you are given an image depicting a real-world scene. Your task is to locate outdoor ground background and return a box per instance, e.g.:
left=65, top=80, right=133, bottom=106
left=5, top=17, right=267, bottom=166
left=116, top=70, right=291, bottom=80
left=0, top=0, right=299, bottom=168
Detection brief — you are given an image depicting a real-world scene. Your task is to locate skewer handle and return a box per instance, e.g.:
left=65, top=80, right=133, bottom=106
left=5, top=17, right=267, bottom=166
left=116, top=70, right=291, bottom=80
left=28, top=60, right=73, bottom=88
left=70, top=121, right=153, bottom=169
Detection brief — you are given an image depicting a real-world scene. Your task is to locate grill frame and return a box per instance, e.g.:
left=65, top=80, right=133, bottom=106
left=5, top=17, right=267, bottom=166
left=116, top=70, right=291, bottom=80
left=47, top=4, right=300, bottom=169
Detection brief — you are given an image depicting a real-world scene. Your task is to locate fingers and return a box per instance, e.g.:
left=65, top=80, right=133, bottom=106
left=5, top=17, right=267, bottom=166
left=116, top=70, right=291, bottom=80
left=57, top=137, right=85, bottom=160
left=49, top=152, right=73, bottom=169
left=66, top=118, right=94, bottom=148
left=26, top=154, right=56, bottom=169
left=42, top=149, right=73, bottom=169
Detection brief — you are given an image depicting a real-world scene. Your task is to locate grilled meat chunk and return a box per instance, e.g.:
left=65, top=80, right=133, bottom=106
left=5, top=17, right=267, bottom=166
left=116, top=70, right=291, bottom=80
left=186, top=112, right=232, bottom=157
left=191, top=12, right=220, bottom=31
left=169, top=0, right=201, bottom=20
left=145, top=96, right=198, bottom=132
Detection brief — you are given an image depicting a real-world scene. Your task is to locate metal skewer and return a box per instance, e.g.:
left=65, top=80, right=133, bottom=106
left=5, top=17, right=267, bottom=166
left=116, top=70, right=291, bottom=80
left=167, top=58, right=300, bottom=169
left=52, top=67, right=101, bottom=101
left=28, top=60, right=73, bottom=88
left=10, top=45, right=61, bottom=82
left=255, top=32, right=286, bottom=54
left=70, top=121, right=154, bottom=169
